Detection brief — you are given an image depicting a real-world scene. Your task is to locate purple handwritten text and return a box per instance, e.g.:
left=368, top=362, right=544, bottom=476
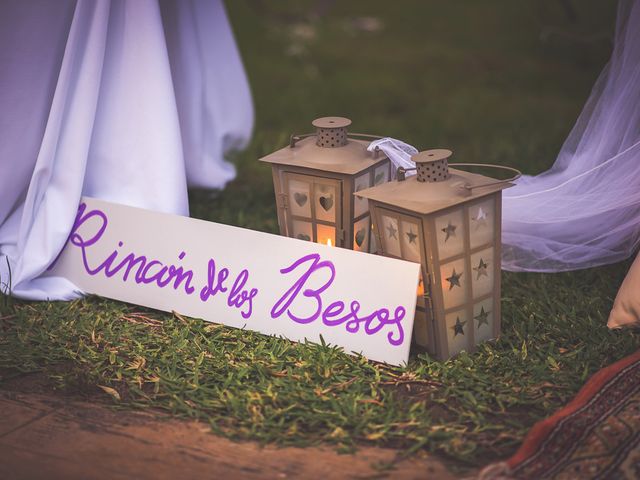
left=64, top=203, right=258, bottom=318
left=271, top=253, right=406, bottom=346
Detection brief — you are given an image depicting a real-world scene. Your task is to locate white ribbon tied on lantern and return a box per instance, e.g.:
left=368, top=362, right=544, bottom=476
left=367, top=137, right=418, bottom=177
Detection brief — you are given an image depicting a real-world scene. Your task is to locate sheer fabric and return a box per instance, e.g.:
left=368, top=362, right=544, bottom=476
left=0, top=0, right=253, bottom=299
left=372, top=1, right=640, bottom=273
left=502, top=0, right=640, bottom=272
left=367, top=137, right=418, bottom=176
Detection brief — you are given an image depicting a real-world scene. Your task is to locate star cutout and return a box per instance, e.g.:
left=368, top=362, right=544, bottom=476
left=441, top=221, right=457, bottom=242
left=446, top=268, right=462, bottom=290
left=453, top=317, right=466, bottom=336
left=473, top=207, right=488, bottom=229
left=475, top=307, right=490, bottom=328
left=473, top=258, right=489, bottom=280
left=387, top=223, right=398, bottom=239
left=406, top=229, right=418, bottom=244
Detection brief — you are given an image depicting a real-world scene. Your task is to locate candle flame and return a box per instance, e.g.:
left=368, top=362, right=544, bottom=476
left=327, top=238, right=333, bottom=247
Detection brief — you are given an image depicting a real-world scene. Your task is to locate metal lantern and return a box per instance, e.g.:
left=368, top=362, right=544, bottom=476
left=259, top=117, right=391, bottom=252
left=356, top=149, right=518, bottom=360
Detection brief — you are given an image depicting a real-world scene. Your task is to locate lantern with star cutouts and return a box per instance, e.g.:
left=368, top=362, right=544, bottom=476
left=355, top=149, right=518, bottom=360
left=259, top=117, right=391, bottom=251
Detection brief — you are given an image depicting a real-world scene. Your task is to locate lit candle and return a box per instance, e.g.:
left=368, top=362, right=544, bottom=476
left=326, top=238, right=333, bottom=247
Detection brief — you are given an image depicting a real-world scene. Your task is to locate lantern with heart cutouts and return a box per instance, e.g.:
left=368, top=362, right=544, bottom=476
left=356, top=149, right=519, bottom=360
left=260, top=117, right=391, bottom=252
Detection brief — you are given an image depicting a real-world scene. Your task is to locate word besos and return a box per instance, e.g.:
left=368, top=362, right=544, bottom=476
left=57, top=203, right=405, bottom=346
left=271, top=254, right=406, bottom=346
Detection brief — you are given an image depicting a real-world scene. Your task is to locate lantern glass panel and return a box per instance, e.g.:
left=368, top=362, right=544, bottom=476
left=381, top=214, right=401, bottom=257
left=316, top=224, right=336, bottom=246
left=469, top=198, right=495, bottom=249
left=473, top=298, right=495, bottom=343
left=373, top=164, right=389, bottom=186
left=440, top=257, right=467, bottom=310
left=400, top=220, right=421, bottom=263
left=353, top=216, right=370, bottom=252
left=354, top=173, right=371, bottom=218
left=416, top=270, right=426, bottom=308
left=314, top=183, right=337, bottom=223
left=435, top=209, right=465, bottom=260
left=288, top=178, right=312, bottom=218
left=445, top=309, right=469, bottom=357
left=292, top=220, right=313, bottom=242
left=370, top=221, right=378, bottom=253
left=470, top=247, right=495, bottom=298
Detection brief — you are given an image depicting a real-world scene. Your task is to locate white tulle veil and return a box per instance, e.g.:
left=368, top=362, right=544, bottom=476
left=501, top=0, right=640, bottom=272
left=372, top=0, right=640, bottom=273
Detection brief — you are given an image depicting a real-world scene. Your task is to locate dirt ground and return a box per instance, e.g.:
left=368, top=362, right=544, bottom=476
left=0, top=373, right=469, bottom=480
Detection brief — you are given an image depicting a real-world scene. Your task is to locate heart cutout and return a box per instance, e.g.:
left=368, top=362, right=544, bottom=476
left=319, top=195, right=334, bottom=211
left=355, top=229, right=366, bottom=247
left=293, top=192, right=308, bottom=207
left=374, top=172, right=385, bottom=185
left=296, top=233, right=310, bottom=241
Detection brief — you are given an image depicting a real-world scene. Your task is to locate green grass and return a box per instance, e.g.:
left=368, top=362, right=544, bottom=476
left=1, top=0, right=639, bottom=470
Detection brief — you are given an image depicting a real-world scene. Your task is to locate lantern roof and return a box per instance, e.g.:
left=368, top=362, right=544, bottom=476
left=259, top=136, right=386, bottom=175
left=355, top=168, right=513, bottom=215
left=259, top=117, right=387, bottom=175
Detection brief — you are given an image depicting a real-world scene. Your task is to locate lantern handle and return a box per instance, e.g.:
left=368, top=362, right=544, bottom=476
left=289, top=132, right=385, bottom=148
left=448, top=163, right=522, bottom=193
left=396, top=163, right=522, bottom=193
left=347, top=133, right=385, bottom=141
left=289, top=133, right=316, bottom=147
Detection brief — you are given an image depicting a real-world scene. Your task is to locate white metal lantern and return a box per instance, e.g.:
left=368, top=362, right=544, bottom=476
left=259, top=117, right=391, bottom=252
left=356, top=149, right=518, bottom=360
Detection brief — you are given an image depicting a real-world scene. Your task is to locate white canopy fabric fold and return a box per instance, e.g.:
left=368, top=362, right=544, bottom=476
left=0, top=0, right=253, bottom=300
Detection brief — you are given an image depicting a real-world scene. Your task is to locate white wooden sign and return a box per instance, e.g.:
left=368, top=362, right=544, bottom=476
left=49, top=197, right=420, bottom=365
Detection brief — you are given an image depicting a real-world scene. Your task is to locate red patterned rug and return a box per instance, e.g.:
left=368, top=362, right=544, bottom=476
left=479, top=350, right=640, bottom=480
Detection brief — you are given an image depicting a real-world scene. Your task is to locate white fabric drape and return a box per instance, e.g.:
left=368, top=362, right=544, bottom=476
left=501, top=0, right=640, bottom=272
left=0, top=0, right=253, bottom=300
